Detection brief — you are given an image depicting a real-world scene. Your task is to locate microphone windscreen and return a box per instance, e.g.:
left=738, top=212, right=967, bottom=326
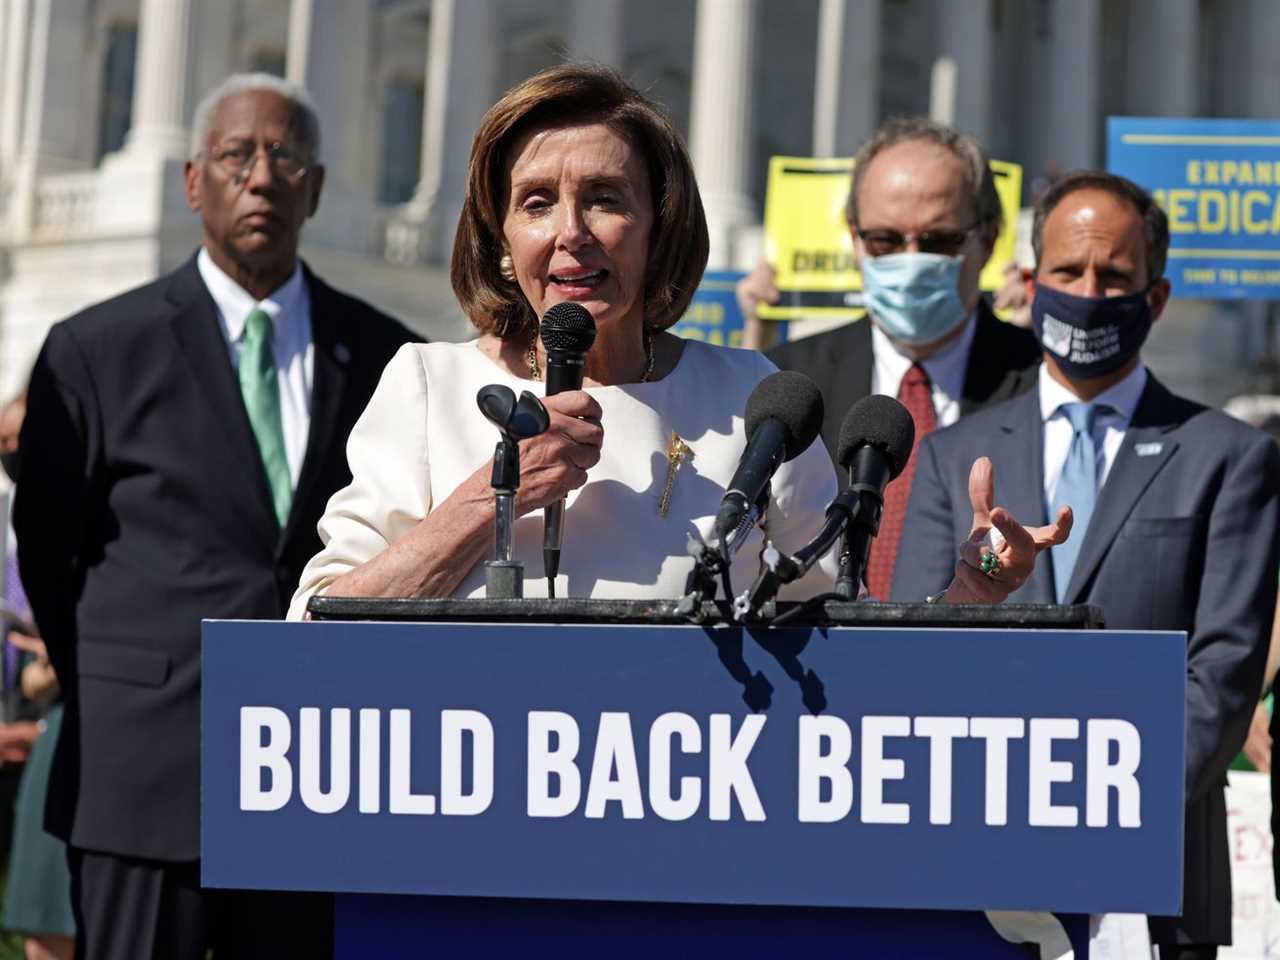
left=540, top=302, right=597, bottom=353
left=744, top=371, right=825, bottom=462
left=836, top=395, right=915, bottom=479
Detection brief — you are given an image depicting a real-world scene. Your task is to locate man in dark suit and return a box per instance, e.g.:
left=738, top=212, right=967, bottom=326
left=892, top=171, right=1280, bottom=959
left=746, top=118, right=1041, bottom=599
left=15, top=73, right=419, bottom=959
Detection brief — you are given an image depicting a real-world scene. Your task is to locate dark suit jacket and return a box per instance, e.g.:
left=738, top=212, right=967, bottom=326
left=891, top=374, right=1280, bottom=944
left=15, top=254, right=420, bottom=862
left=766, top=300, right=1042, bottom=462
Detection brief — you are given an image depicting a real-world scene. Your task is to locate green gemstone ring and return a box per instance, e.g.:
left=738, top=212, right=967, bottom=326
left=980, top=552, right=1001, bottom=577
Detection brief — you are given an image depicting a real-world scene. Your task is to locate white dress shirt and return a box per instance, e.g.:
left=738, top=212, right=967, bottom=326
left=1039, top=362, right=1148, bottom=505
left=197, top=248, right=314, bottom=485
left=869, top=311, right=977, bottom=429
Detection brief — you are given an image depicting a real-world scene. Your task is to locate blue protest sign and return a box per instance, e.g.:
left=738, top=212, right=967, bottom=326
left=670, top=270, right=788, bottom=347
left=202, top=620, right=1183, bottom=917
left=1108, top=117, right=1280, bottom=299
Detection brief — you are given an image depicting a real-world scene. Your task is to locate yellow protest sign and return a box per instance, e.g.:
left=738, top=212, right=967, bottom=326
left=758, top=157, right=860, bottom=322
left=758, top=155, right=1023, bottom=322
left=980, top=159, right=1023, bottom=292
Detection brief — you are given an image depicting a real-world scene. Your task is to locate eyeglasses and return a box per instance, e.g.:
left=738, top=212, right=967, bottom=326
left=204, top=141, right=310, bottom=184
left=856, top=223, right=980, bottom=258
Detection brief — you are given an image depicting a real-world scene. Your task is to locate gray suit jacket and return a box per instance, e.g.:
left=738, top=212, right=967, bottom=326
left=890, top=373, right=1280, bottom=944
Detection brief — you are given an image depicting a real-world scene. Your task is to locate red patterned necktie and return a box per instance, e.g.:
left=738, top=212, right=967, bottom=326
left=865, top=363, right=936, bottom=600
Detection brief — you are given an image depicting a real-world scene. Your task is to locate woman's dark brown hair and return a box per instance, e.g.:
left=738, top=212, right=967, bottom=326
left=451, top=63, right=710, bottom=340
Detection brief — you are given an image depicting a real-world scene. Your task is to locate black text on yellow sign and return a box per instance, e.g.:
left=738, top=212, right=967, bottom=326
left=758, top=156, right=1022, bottom=323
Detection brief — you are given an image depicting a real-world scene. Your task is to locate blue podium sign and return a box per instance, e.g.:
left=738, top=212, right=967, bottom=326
left=1108, top=116, right=1280, bottom=298
left=202, top=621, right=1184, bottom=918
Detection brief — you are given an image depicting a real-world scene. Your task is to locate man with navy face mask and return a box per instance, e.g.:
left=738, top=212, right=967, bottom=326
left=893, top=171, right=1280, bottom=959
left=762, top=117, right=1041, bottom=600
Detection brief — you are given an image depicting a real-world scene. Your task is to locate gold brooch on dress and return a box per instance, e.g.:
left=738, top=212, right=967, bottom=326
left=658, top=432, right=693, bottom=517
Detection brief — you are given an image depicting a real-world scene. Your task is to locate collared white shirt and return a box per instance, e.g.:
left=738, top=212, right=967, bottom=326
left=197, top=247, right=314, bottom=485
left=869, top=310, right=977, bottom=429
left=1039, top=362, right=1148, bottom=505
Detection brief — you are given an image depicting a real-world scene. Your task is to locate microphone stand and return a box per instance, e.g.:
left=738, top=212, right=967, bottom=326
left=676, top=533, right=724, bottom=623
left=485, top=436, right=523, bottom=599
left=735, top=485, right=858, bottom=620
left=475, top=384, right=550, bottom=600
left=679, top=487, right=771, bottom=622
left=834, top=446, right=891, bottom=599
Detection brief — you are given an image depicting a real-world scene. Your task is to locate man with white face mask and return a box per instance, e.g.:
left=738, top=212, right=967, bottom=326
left=760, top=117, right=1041, bottom=599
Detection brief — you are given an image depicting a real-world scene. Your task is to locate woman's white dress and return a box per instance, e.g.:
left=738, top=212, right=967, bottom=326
left=288, top=338, right=839, bottom=617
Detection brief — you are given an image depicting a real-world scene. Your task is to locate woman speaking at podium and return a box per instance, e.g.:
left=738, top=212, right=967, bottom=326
left=288, top=65, right=1062, bottom=614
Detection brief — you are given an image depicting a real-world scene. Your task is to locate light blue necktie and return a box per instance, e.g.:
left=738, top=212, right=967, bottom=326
left=1050, top=402, right=1104, bottom=603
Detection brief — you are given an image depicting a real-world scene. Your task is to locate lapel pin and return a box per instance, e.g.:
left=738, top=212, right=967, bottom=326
left=333, top=342, right=352, bottom=366
left=1135, top=442, right=1163, bottom=457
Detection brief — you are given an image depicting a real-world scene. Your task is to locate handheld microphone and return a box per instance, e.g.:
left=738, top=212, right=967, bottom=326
left=539, top=302, right=597, bottom=597
left=713, top=371, right=824, bottom=556
left=735, top=394, right=914, bottom=618
left=833, top=394, right=915, bottom=598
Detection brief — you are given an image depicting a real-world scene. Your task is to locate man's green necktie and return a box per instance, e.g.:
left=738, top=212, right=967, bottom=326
left=240, top=307, right=292, bottom=527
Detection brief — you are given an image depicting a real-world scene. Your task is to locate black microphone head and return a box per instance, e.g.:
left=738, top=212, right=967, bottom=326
left=540, top=302, right=597, bottom=354
left=477, top=384, right=550, bottom=441
left=744, top=371, right=825, bottom=462
left=836, top=395, right=915, bottom=479
left=477, top=383, right=517, bottom=432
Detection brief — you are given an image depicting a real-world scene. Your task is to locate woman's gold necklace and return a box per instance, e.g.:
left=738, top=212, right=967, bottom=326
left=527, top=332, right=655, bottom=383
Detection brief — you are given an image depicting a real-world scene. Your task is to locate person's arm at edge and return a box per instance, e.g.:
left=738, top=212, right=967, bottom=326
left=15, top=323, right=94, bottom=684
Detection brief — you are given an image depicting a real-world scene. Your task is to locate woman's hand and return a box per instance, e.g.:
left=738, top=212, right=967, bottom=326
left=514, top=390, right=603, bottom=514
left=944, top=457, right=1073, bottom=604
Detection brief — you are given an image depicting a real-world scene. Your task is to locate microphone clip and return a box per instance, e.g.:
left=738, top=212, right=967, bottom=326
left=677, top=531, right=728, bottom=623
left=733, top=541, right=799, bottom=622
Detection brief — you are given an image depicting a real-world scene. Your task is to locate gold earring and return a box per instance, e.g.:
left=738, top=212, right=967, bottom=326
left=499, top=254, right=516, bottom=282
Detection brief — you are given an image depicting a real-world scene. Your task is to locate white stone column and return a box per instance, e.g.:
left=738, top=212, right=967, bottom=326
left=1044, top=0, right=1101, bottom=170
left=10, top=0, right=90, bottom=240
left=0, top=0, right=33, bottom=176
left=94, top=0, right=198, bottom=248
left=937, top=0, right=993, bottom=142
left=189, top=1, right=238, bottom=119
left=17, top=0, right=88, bottom=172
left=812, top=0, right=880, bottom=158
left=286, top=0, right=375, bottom=250
left=689, top=0, right=759, bottom=269
left=386, top=0, right=499, bottom=266
left=1123, top=0, right=1196, bottom=115
left=287, top=0, right=373, bottom=190
left=567, top=0, right=626, bottom=68
left=120, top=0, right=196, bottom=162
left=1242, top=0, right=1280, bottom=116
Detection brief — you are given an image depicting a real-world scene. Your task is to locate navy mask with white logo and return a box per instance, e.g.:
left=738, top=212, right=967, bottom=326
left=1030, top=284, right=1154, bottom=380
